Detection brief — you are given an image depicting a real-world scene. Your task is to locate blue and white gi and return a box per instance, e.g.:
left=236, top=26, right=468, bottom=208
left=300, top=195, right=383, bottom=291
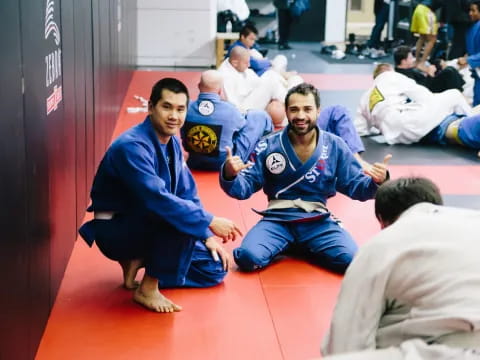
left=181, top=92, right=273, bottom=170
left=226, top=40, right=272, bottom=76
left=318, top=105, right=365, bottom=154
left=79, top=117, right=225, bottom=288
left=220, top=126, right=380, bottom=273
left=466, top=19, right=480, bottom=106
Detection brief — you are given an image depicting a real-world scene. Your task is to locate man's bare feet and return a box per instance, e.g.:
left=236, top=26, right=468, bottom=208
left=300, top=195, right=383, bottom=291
left=119, top=258, right=144, bottom=289
left=133, top=288, right=182, bottom=313
left=133, top=274, right=182, bottom=313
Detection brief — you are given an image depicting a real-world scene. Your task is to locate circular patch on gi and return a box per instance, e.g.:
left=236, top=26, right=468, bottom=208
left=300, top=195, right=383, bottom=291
left=265, top=153, right=286, bottom=174
left=186, top=125, right=218, bottom=154
left=198, top=100, right=214, bottom=116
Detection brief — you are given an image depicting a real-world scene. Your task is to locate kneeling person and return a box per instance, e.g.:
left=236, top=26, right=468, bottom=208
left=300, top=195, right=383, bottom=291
left=220, top=83, right=390, bottom=274
left=182, top=70, right=273, bottom=171
left=79, top=78, right=242, bottom=313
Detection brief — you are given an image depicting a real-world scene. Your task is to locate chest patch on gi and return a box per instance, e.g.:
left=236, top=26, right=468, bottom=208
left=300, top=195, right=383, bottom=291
left=266, top=153, right=286, bottom=174
left=184, top=123, right=222, bottom=156
left=198, top=100, right=214, bottom=116
left=369, top=86, right=385, bottom=112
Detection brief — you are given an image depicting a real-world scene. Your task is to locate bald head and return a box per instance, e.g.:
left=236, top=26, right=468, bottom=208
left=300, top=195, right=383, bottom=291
left=229, top=46, right=250, bottom=72
left=199, top=70, right=223, bottom=93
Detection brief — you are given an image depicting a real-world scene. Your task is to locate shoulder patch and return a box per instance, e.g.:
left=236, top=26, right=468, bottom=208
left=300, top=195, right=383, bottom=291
left=198, top=100, right=215, bottom=116
left=369, top=86, right=385, bottom=112
left=265, top=152, right=286, bottom=174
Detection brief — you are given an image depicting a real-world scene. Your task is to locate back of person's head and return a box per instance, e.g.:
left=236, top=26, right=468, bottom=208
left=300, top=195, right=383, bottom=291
left=373, top=63, right=393, bottom=79
left=393, top=46, right=411, bottom=66
left=375, top=177, right=443, bottom=227
left=198, top=70, right=223, bottom=94
left=150, top=78, right=189, bottom=107
left=285, top=83, right=320, bottom=109
left=229, top=46, right=250, bottom=71
left=240, top=24, right=258, bottom=38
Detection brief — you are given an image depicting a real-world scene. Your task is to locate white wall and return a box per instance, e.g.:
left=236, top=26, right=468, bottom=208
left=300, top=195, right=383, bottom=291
left=137, top=0, right=217, bottom=67
left=325, top=0, right=347, bottom=43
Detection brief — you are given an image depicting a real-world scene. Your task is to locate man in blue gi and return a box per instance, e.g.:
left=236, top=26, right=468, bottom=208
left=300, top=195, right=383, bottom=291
left=220, top=83, right=391, bottom=274
left=459, top=1, right=480, bottom=106
left=181, top=70, right=273, bottom=171
left=79, top=78, right=242, bottom=313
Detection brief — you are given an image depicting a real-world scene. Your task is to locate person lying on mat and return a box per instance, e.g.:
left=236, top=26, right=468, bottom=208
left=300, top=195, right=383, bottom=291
left=220, top=83, right=391, bottom=274
left=218, top=46, right=303, bottom=128
left=322, top=177, right=480, bottom=359
left=79, top=78, right=242, bottom=313
left=355, top=63, right=480, bottom=157
left=181, top=70, right=273, bottom=171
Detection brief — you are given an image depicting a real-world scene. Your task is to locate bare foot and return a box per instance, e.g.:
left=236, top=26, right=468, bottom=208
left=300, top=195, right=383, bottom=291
left=133, top=288, right=182, bottom=313
left=119, top=259, right=144, bottom=289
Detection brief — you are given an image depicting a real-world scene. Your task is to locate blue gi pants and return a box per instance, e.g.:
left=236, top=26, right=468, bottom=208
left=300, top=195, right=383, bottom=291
left=81, top=213, right=226, bottom=288
left=422, top=114, right=480, bottom=149
left=474, top=78, right=480, bottom=107
left=233, top=216, right=358, bottom=274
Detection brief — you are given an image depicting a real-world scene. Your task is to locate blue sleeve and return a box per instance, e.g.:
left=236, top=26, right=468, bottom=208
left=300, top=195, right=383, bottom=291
left=250, top=57, right=272, bottom=76
left=334, top=138, right=378, bottom=201
left=219, top=149, right=265, bottom=199
left=111, top=141, right=213, bottom=240
left=467, top=53, right=480, bottom=68
left=319, top=105, right=365, bottom=154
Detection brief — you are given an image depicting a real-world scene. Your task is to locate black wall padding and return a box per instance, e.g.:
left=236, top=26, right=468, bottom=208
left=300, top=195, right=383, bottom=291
left=0, top=0, right=137, bottom=359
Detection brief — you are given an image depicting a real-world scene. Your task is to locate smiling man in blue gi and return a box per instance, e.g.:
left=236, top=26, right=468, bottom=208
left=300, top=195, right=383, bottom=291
left=220, top=83, right=391, bottom=274
left=79, top=78, right=242, bottom=313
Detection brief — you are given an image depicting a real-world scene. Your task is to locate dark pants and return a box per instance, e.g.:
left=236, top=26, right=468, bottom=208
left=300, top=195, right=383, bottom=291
left=277, top=8, right=293, bottom=45
left=368, top=3, right=389, bottom=49
left=429, top=66, right=465, bottom=93
left=448, top=22, right=470, bottom=60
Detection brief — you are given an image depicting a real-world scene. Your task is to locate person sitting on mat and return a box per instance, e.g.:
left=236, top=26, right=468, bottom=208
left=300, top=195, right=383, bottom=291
left=181, top=70, right=273, bottom=171
left=79, top=78, right=242, bottom=313
left=322, top=177, right=480, bottom=359
left=220, top=83, right=391, bottom=274
left=355, top=63, right=480, bottom=157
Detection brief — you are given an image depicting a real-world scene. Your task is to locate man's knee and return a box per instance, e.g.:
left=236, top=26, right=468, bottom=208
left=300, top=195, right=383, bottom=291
left=315, top=248, right=356, bottom=274
left=233, top=247, right=269, bottom=271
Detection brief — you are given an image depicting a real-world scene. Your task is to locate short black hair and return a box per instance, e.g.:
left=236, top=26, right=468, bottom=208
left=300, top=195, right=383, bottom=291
left=285, top=83, right=320, bottom=110
left=149, top=78, right=189, bottom=107
left=393, top=45, right=412, bottom=66
left=375, top=177, right=443, bottom=225
left=471, top=1, right=480, bottom=11
left=240, top=24, right=258, bottom=38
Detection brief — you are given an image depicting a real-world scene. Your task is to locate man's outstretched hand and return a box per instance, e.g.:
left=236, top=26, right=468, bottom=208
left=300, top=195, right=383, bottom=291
left=209, top=216, right=243, bottom=242
left=364, top=154, right=392, bottom=184
left=223, top=146, right=253, bottom=180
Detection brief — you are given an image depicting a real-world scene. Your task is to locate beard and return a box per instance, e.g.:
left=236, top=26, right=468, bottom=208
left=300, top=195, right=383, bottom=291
left=288, top=120, right=316, bottom=136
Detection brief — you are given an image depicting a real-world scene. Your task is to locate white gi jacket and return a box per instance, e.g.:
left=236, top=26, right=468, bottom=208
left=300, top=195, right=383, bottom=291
left=322, top=203, right=480, bottom=359
left=354, top=71, right=472, bottom=144
left=218, top=58, right=302, bottom=112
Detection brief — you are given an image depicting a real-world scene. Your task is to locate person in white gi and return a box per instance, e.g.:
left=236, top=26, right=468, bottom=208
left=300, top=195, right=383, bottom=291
left=218, top=46, right=302, bottom=127
left=354, top=63, right=473, bottom=145
left=321, top=176, right=480, bottom=360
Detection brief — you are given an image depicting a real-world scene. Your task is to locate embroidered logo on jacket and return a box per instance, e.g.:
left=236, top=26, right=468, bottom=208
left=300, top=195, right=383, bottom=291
left=198, top=100, right=215, bottom=116
left=184, top=123, right=221, bottom=156
left=266, top=153, right=286, bottom=174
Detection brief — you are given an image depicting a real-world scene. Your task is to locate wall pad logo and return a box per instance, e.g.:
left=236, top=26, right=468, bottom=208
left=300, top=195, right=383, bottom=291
left=45, top=0, right=60, bottom=46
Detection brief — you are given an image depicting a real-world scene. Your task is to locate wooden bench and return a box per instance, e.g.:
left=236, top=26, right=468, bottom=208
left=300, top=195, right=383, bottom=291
left=215, top=32, right=239, bottom=68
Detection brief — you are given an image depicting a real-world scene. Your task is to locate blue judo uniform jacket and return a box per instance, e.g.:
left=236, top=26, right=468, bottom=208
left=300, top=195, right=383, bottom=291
left=80, top=117, right=214, bottom=285
left=220, top=125, right=378, bottom=221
